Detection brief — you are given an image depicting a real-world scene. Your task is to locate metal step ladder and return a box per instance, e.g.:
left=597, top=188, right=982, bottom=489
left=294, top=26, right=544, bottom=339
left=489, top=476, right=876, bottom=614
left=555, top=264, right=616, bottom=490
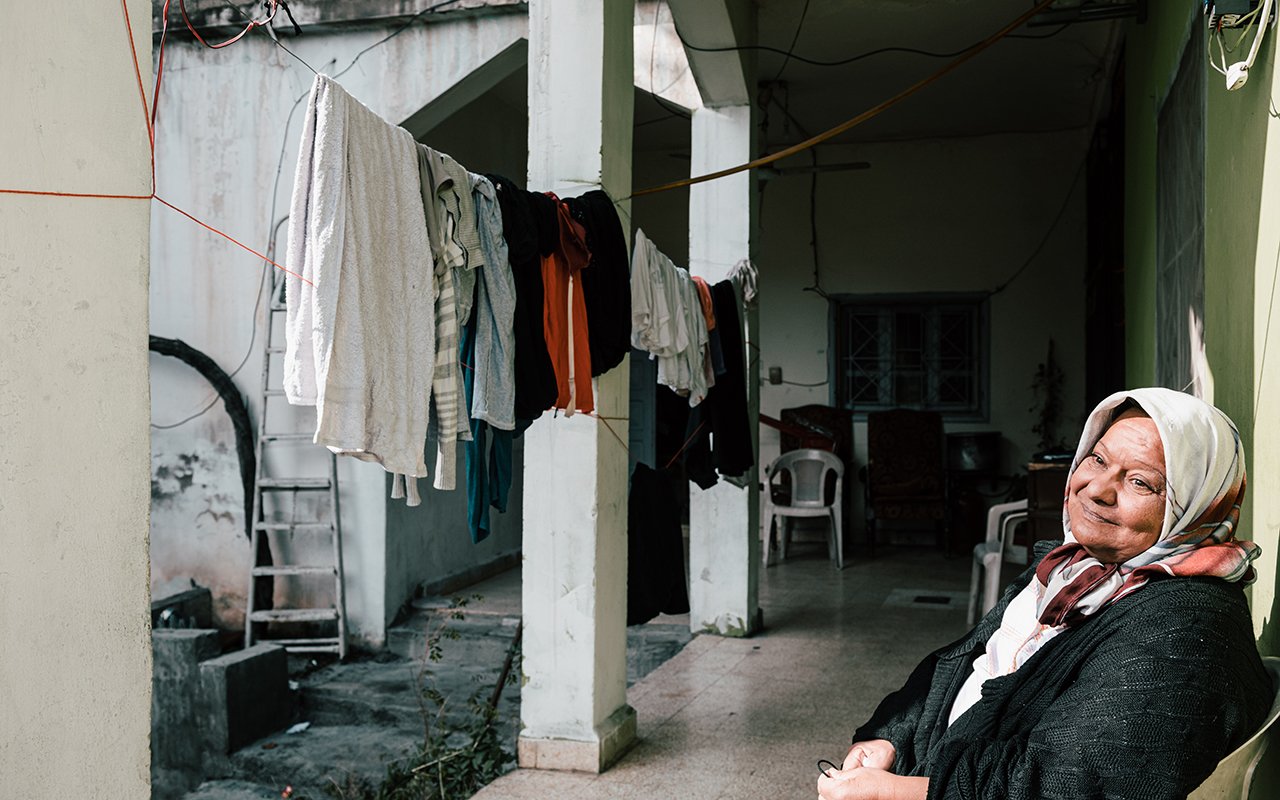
left=245, top=275, right=348, bottom=658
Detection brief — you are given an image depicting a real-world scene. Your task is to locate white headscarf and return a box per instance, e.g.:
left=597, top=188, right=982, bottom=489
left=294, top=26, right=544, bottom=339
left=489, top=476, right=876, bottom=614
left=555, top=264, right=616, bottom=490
left=1036, top=387, right=1256, bottom=626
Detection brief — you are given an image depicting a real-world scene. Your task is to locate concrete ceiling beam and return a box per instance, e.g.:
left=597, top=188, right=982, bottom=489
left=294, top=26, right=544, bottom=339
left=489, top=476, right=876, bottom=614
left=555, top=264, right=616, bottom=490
left=666, top=0, right=754, bottom=108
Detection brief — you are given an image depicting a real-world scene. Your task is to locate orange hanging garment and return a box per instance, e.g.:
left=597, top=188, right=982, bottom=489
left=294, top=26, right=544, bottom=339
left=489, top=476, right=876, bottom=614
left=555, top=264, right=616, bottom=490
left=541, top=194, right=594, bottom=414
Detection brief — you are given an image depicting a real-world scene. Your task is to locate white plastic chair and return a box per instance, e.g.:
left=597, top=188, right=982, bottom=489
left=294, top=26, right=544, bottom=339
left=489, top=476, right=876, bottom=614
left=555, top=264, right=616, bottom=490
left=1188, top=656, right=1280, bottom=800
left=762, top=449, right=845, bottom=569
left=966, top=499, right=1029, bottom=625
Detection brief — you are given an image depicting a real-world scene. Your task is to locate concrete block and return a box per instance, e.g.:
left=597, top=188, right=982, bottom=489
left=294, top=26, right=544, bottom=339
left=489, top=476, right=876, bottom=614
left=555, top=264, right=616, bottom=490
left=152, top=584, right=215, bottom=630
left=200, top=644, right=292, bottom=757
left=152, top=629, right=221, bottom=800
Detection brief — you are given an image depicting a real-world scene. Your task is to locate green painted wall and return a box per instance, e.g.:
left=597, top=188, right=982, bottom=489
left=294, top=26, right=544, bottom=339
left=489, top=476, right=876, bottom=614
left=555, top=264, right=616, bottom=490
left=1123, top=6, right=1198, bottom=388
left=1124, top=5, right=1280, bottom=657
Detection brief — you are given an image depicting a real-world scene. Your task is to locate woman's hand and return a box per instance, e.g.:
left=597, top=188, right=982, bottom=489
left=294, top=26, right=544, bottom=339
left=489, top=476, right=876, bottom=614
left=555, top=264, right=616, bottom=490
left=843, top=739, right=896, bottom=771
left=817, top=766, right=927, bottom=800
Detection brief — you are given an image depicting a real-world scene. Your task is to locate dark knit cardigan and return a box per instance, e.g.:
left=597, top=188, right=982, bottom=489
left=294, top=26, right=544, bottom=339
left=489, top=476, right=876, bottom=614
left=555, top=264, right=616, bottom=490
left=853, top=542, right=1271, bottom=800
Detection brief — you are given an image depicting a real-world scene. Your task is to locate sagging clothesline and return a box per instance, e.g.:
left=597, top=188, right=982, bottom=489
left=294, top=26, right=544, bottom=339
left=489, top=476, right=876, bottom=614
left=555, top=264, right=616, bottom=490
left=284, top=74, right=757, bottom=543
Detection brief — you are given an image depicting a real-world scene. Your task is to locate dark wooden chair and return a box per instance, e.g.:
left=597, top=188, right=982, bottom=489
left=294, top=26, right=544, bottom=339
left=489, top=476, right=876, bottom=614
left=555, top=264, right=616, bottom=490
left=862, top=409, right=948, bottom=550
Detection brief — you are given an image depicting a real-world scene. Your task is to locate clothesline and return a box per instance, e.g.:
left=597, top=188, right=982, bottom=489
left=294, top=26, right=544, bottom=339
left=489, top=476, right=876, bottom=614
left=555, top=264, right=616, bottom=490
left=283, top=70, right=759, bottom=538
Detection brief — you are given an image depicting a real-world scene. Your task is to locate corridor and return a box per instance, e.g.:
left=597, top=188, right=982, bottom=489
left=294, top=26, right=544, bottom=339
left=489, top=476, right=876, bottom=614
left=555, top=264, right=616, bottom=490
left=475, top=545, right=973, bottom=799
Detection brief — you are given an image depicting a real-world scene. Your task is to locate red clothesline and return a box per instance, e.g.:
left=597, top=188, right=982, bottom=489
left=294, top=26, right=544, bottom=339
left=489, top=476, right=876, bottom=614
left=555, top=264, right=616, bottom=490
left=0, top=0, right=313, bottom=287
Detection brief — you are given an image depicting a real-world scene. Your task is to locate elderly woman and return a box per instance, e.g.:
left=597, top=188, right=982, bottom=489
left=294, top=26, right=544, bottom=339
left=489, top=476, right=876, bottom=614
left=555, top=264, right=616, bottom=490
left=819, top=388, right=1270, bottom=800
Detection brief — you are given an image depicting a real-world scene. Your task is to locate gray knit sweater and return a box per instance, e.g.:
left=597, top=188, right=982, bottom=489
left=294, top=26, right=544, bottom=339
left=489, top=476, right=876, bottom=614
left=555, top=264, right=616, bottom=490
left=853, top=543, right=1271, bottom=800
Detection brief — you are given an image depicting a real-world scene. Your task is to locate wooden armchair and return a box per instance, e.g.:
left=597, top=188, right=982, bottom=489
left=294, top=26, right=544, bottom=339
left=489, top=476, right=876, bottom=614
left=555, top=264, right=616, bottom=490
left=862, top=409, right=947, bottom=550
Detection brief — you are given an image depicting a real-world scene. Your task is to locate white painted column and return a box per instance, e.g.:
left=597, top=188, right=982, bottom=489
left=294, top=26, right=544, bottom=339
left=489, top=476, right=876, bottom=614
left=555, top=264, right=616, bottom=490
left=687, top=104, right=762, bottom=636
left=519, top=0, right=636, bottom=773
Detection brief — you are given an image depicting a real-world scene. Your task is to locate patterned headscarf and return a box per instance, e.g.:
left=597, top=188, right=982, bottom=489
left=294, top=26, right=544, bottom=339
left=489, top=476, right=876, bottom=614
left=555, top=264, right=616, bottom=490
left=1035, top=387, right=1259, bottom=628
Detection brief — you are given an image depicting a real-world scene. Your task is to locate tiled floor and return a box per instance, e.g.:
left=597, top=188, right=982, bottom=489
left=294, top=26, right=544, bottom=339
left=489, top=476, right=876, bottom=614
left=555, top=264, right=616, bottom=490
left=471, top=543, right=974, bottom=800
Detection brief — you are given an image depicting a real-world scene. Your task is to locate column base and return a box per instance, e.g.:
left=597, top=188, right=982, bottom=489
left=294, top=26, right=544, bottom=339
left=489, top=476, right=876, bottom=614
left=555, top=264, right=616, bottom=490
left=696, top=607, right=764, bottom=638
left=517, top=705, right=637, bottom=773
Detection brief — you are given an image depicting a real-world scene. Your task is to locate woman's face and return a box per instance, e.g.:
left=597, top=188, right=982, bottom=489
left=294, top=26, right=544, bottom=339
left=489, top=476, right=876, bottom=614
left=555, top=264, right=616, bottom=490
left=1067, top=409, right=1168, bottom=564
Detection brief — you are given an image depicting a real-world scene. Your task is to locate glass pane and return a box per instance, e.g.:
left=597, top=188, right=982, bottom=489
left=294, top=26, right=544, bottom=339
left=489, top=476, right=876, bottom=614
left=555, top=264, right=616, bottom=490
left=895, top=372, right=924, bottom=404
left=894, top=311, right=924, bottom=369
left=938, top=374, right=971, bottom=404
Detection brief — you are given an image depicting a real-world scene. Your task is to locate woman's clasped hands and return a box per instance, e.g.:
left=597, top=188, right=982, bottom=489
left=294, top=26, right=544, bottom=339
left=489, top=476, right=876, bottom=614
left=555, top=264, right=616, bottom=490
left=818, top=740, right=927, bottom=800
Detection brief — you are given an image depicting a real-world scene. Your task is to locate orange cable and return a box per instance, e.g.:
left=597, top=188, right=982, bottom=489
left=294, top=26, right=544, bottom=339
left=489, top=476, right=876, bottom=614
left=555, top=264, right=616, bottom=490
left=154, top=195, right=314, bottom=286
left=119, top=0, right=156, bottom=190
left=180, top=0, right=279, bottom=49
left=0, top=188, right=151, bottom=200
left=596, top=414, right=630, bottom=454
left=629, top=0, right=1058, bottom=199
left=665, top=417, right=706, bottom=468
left=153, top=0, right=172, bottom=131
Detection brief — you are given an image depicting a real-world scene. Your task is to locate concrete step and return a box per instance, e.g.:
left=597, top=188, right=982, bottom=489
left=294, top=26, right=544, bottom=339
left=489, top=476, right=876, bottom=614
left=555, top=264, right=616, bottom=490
left=299, top=656, right=519, bottom=731
left=385, top=609, right=521, bottom=662
left=183, top=779, right=282, bottom=800
left=222, top=723, right=428, bottom=794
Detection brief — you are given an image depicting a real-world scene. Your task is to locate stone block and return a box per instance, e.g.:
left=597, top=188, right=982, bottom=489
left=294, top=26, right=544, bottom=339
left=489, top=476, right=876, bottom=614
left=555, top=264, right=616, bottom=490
left=199, top=644, right=292, bottom=758
left=152, top=629, right=221, bottom=800
left=152, top=584, right=215, bottom=630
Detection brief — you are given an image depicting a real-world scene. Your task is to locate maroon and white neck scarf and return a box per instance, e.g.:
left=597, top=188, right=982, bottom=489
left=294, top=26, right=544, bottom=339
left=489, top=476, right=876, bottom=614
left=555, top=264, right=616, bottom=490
left=1035, top=388, right=1260, bottom=628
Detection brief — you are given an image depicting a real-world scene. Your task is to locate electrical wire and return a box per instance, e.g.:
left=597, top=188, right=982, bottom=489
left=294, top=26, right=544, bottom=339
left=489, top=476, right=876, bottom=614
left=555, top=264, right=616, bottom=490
left=180, top=0, right=281, bottom=49
left=675, top=23, right=1069, bottom=69
left=989, top=157, right=1087, bottom=296
left=333, top=0, right=466, bottom=81
left=780, top=378, right=829, bottom=387
left=630, top=0, right=1061, bottom=199
left=766, top=92, right=830, bottom=299
left=773, top=0, right=812, bottom=81
left=151, top=216, right=282, bottom=429
left=217, top=0, right=318, bottom=74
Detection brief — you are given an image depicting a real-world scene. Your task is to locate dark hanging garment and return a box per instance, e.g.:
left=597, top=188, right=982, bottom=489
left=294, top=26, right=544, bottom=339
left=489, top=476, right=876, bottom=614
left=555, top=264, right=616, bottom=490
left=487, top=174, right=559, bottom=422
left=460, top=296, right=514, bottom=544
left=684, top=280, right=755, bottom=484
left=564, top=190, right=632, bottom=377
left=654, top=383, right=692, bottom=471
left=683, top=403, right=718, bottom=490
left=626, top=463, right=690, bottom=626
left=707, top=280, right=754, bottom=477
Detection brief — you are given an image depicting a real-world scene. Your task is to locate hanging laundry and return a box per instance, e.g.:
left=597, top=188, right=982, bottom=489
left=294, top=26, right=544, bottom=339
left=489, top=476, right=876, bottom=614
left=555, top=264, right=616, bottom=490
left=627, top=229, right=711, bottom=404
left=284, top=74, right=436, bottom=498
left=460, top=294, right=514, bottom=543
left=630, top=228, right=686, bottom=361
left=685, top=279, right=755, bottom=487
left=626, top=462, right=690, bottom=626
left=630, top=229, right=712, bottom=406
left=488, top=175, right=560, bottom=422
left=728, top=257, right=758, bottom=305
left=564, top=190, right=631, bottom=377
left=691, top=274, right=724, bottom=381
left=469, top=174, right=518, bottom=432
left=542, top=194, right=594, bottom=415
left=414, top=147, right=467, bottom=495
left=440, top=155, right=482, bottom=326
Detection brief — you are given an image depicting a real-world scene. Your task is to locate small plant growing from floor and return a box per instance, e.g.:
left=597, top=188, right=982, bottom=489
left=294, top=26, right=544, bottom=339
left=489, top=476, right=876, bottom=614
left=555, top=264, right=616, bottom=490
left=323, top=595, right=521, bottom=800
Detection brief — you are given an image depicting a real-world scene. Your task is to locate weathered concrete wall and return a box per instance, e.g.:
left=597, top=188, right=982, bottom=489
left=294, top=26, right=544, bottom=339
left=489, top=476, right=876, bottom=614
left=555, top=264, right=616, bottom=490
left=0, top=0, right=153, bottom=794
left=148, top=11, right=528, bottom=646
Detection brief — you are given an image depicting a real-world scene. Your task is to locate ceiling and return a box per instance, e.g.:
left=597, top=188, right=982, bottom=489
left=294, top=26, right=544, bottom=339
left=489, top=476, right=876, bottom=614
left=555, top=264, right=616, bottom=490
left=657, top=0, right=1127, bottom=155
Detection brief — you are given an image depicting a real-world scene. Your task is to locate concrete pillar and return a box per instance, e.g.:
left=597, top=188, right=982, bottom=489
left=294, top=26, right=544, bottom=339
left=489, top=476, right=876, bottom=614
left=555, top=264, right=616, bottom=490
left=687, top=104, right=762, bottom=636
left=518, top=0, right=636, bottom=773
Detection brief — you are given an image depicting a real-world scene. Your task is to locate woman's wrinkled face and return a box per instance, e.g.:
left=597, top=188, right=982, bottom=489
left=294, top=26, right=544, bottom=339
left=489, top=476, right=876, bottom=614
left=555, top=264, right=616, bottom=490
left=1067, top=409, right=1168, bottom=564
